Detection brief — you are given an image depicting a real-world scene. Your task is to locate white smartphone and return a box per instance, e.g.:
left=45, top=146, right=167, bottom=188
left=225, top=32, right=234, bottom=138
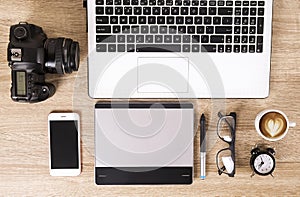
left=48, top=113, right=81, bottom=176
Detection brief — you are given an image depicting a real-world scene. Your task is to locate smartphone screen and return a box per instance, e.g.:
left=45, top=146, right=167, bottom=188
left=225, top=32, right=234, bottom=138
left=50, top=121, right=79, bottom=169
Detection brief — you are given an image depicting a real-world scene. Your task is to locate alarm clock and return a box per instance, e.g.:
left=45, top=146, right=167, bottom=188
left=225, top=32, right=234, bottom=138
left=250, top=145, right=276, bottom=177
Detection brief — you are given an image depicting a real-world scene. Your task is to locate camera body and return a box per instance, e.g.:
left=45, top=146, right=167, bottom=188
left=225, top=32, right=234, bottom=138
left=8, top=22, right=79, bottom=103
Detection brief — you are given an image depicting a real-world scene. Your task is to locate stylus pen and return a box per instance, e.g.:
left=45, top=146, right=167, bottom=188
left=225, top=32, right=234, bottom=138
left=200, top=114, right=206, bottom=180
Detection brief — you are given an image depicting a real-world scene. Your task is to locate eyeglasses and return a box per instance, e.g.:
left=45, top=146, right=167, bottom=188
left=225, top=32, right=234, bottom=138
left=216, top=112, right=236, bottom=177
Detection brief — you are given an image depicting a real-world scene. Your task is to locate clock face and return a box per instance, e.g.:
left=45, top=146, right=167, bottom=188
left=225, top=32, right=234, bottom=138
left=253, top=153, right=275, bottom=175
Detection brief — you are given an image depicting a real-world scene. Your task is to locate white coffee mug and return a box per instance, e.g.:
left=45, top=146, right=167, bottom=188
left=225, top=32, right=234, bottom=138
left=255, top=109, right=296, bottom=141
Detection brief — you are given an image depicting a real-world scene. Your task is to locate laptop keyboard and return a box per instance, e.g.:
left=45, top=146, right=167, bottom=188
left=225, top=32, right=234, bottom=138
left=95, top=0, right=265, bottom=53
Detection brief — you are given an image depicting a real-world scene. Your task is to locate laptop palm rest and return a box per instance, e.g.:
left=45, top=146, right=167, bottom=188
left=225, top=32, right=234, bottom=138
left=137, top=57, right=189, bottom=93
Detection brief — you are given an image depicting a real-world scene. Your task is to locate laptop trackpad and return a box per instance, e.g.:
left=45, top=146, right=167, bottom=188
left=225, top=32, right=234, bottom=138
left=137, top=57, right=189, bottom=93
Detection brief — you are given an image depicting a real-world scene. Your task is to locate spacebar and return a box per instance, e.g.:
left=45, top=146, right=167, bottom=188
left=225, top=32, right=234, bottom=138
left=136, top=44, right=181, bottom=52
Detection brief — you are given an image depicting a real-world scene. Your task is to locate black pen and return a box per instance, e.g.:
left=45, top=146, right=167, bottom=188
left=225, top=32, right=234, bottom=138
left=200, top=114, right=206, bottom=180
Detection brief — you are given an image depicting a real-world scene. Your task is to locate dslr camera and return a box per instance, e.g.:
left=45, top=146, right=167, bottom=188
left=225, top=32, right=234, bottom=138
left=7, top=22, right=80, bottom=103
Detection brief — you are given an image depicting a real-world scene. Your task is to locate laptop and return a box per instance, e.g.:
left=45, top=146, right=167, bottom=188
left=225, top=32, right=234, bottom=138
left=94, top=102, right=194, bottom=184
left=87, top=0, right=273, bottom=98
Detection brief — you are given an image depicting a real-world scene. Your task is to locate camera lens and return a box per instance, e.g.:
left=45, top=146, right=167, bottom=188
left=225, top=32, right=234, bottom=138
left=14, top=26, right=27, bottom=40
left=44, top=38, right=80, bottom=74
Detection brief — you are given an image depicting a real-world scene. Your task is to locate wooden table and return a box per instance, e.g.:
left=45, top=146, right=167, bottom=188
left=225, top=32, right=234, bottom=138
left=1, top=0, right=299, bottom=196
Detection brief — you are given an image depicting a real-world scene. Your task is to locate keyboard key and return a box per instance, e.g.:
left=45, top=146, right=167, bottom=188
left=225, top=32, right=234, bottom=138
left=163, top=7, right=171, bottom=15
left=192, top=45, right=200, bottom=52
left=242, top=26, right=248, bottom=34
left=199, top=7, right=207, bottom=15
left=258, top=8, right=264, bottom=16
left=197, top=26, right=205, bottom=34
left=204, top=17, right=212, bottom=24
left=242, top=8, right=249, bottom=15
left=117, top=44, right=126, bottom=52
left=105, top=7, right=114, bottom=15
left=250, top=1, right=257, bottom=6
left=183, top=45, right=190, bottom=52
left=195, top=17, right=202, bottom=24
left=250, top=8, right=257, bottom=16
left=110, top=16, right=118, bottom=24
left=153, top=7, right=161, bottom=15
left=241, top=45, right=247, bottom=53
left=96, top=0, right=104, bottom=5
left=226, top=1, right=233, bottom=6
left=218, top=8, right=233, bottom=15
left=175, top=0, right=183, bottom=5
left=158, top=0, right=165, bottom=5
left=242, top=17, right=248, bottom=25
left=96, top=26, right=111, bottom=33
left=226, top=35, right=232, bottom=43
left=241, top=36, right=248, bottom=43
left=215, top=26, right=232, bottom=34
left=257, top=17, right=264, bottom=34
left=209, top=7, right=217, bottom=15
left=249, top=26, right=256, bottom=34
left=258, top=1, right=265, bottom=6
left=132, top=0, right=139, bottom=5
left=138, top=16, right=147, bottom=24
left=127, top=44, right=135, bottom=52
left=234, top=26, right=240, bottom=34
left=108, top=44, right=116, bottom=52
left=234, top=36, right=240, bottom=43
left=96, top=16, right=109, bottom=24
left=235, top=1, right=242, bottom=6
left=123, top=0, right=131, bottom=5
left=115, top=7, right=123, bottom=15
left=176, top=17, right=184, bottom=24
left=96, top=7, right=104, bottom=15
left=122, top=25, right=130, bottom=33
left=234, top=17, right=241, bottom=25
left=210, top=35, right=224, bottom=43
left=141, top=26, right=149, bottom=33
left=148, top=16, right=156, bottom=24
left=131, top=25, right=139, bottom=33
left=140, top=0, right=148, bottom=5
left=136, top=44, right=181, bottom=52
left=134, top=7, right=142, bottom=15
left=171, top=7, right=180, bottom=15
left=166, top=0, right=173, bottom=5
left=190, top=7, right=198, bottom=15
left=178, top=26, right=186, bottom=33
left=234, top=45, right=240, bottom=53
left=127, top=35, right=135, bottom=43
left=164, top=35, right=172, bottom=43
left=117, top=35, right=125, bottom=42
left=96, top=35, right=116, bottom=43
left=201, top=35, right=209, bottom=43
left=169, top=26, right=177, bottom=34
left=150, top=25, right=158, bottom=33
left=222, top=17, right=232, bottom=24
left=149, top=0, right=157, bottom=5
left=206, top=26, right=214, bottom=34
left=249, top=45, right=255, bottom=53
left=181, top=7, right=189, bottom=15
left=157, top=16, right=166, bottom=24
left=106, top=0, right=113, bottom=5
left=159, top=26, right=168, bottom=34
left=235, top=8, right=241, bottom=15
left=124, top=7, right=132, bottom=15
left=145, top=35, right=154, bottom=43
left=250, top=17, right=256, bottom=25
left=243, top=1, right=249, bottom=6
left=183, top=0, right=191, bottom=6
left=192, top=35, right=200, bottom=43
left=192, top=0, right=200, bottom=6
left=200, top=0, right=207, bottom=6
left=143, top=7, right=151, bottom=15
left=120, top=16, right=128, bottom=24
left=185, top=17, right=193, bottom=24
left=225, top=45, right=232, bottom=52
left=257, top=36, right=263, bottom=43
left=218, top=45, right=224, bottom=52
left=174, top=35, right=181, bottom=43
left=183, top=35, right=191, bottom=43
left=249, top=36, right=255, bottom=43
left=188, top=26, right=196, bottom=33
left=96, top=44, right=106, bottom=52
left=113, top=25, right=121, bottom=33
left=167, top=16, right=175, bottom=24
left=256, top=44, right=263, bottom=53
left=201, top=44, right=217, bottom=52
left=136, top=35, right=144, bottom=43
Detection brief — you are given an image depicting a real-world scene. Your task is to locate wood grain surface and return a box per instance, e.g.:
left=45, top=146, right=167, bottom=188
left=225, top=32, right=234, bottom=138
left=0, top=0, right=299, bottom=196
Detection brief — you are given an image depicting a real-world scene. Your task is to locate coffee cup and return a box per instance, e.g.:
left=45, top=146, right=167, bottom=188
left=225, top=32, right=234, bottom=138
left=255, top=109, right=296, bottom=141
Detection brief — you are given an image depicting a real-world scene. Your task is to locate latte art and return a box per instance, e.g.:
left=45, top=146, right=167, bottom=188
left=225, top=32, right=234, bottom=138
left=259, top=112, right=287, bottom=138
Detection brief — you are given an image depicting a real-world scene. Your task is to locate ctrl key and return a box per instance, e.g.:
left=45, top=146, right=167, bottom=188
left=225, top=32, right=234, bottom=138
left=96, top=44, right=107, bottom=52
